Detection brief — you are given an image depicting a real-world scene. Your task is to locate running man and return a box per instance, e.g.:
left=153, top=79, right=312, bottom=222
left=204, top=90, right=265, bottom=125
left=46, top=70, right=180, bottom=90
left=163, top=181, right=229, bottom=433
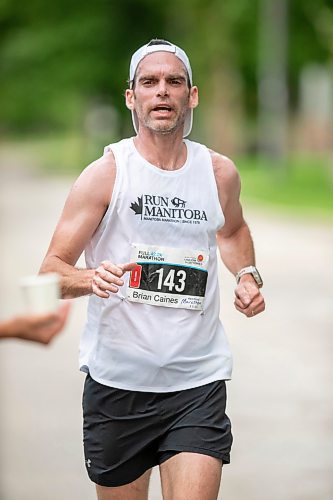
left=40, top=39, right=265, bottom=500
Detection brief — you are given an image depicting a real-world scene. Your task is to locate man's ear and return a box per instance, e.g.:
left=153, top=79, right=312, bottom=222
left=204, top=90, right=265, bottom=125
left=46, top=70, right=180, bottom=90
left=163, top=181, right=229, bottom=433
left=189, top=86, right=199, bottom=109
left=125, top=89, right=134, bottom=110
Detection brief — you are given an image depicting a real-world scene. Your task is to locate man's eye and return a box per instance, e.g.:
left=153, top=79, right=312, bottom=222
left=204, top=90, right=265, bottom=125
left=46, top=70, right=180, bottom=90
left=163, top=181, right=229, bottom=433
left=143, top=80, right=154, bottom=86
left=171, top=80, right=181, bottom=85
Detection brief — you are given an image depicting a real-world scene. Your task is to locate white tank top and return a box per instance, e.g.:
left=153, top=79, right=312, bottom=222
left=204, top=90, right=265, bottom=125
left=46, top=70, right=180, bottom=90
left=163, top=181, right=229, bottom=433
left=79, top=138, right=233, bottom=392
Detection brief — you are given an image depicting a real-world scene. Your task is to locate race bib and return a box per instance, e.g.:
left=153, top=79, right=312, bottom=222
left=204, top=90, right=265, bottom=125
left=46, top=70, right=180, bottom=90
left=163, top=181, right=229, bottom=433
left=127, top=244, right=209, bottom=310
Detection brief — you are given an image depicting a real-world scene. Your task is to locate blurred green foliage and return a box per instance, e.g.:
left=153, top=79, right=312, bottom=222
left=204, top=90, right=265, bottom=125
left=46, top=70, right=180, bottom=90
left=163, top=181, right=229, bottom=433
left=238, top=155, right=333, bottom=216
left=0, top=0, right=332, bottom=215
left=1, top=0, right=332, bottom=136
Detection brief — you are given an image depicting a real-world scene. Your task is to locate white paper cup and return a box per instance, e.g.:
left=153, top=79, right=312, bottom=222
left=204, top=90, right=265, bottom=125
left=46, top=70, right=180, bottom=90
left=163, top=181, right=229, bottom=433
left=20, top=273, right=60, bottom=314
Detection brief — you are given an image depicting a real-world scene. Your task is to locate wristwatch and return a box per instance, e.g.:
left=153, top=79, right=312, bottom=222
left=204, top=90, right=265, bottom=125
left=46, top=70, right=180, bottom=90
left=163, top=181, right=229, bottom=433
left=235, top=266, right=263, bottom=288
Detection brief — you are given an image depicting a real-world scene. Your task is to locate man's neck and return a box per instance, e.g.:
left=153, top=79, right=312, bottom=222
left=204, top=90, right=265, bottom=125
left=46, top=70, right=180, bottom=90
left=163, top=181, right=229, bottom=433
left=133, top=129, right=187, bottom=171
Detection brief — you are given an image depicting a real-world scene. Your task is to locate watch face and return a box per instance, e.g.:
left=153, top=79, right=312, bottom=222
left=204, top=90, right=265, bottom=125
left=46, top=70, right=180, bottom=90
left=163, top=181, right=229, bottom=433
left=252, top=268, right=263, bottom=286
left=236, top=266, right=263, bottom=287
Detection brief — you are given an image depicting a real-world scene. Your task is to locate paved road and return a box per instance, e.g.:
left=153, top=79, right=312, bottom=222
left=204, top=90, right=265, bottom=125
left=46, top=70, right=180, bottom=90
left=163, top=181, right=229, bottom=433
left=0, top=167, right=332, bottom=499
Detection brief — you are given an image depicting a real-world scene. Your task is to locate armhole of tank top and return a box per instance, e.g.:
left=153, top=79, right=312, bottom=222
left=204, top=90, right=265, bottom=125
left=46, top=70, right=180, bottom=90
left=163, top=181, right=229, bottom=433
left=97, top=142, right=123, bottom=231
left=203, top=145, right=225, bottom=230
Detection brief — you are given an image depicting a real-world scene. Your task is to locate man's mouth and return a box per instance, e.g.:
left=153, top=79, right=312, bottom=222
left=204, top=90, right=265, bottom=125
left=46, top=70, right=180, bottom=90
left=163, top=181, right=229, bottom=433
left=152, top=105, right=173, bottom=112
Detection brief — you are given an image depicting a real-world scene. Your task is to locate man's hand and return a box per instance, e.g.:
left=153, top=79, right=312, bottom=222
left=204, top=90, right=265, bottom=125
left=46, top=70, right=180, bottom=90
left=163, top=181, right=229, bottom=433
left=92, top=261, right=138, bottom=298
left=234, top=276, right=265, bottom=318
left=0, top=301, right=71, bottom=344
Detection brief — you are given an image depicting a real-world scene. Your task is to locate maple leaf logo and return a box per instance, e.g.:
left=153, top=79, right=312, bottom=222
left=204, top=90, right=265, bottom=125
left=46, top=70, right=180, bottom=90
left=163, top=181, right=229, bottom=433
left=130, top=196, right=143, bottom=215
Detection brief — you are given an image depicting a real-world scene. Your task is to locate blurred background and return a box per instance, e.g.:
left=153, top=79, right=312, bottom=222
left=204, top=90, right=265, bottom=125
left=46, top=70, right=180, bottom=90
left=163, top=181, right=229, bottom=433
left=1, top=0, right=333, bottom=195
left=0, top=0, right=332, bottom=499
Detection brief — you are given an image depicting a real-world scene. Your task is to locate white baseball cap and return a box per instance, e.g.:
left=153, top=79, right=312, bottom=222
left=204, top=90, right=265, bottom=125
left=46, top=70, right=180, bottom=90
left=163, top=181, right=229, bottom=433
left=128, top=39, right=193, bottom=137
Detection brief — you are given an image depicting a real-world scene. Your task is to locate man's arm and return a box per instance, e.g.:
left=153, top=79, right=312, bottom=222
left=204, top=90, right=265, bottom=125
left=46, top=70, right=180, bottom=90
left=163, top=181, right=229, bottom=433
left=211, top=151, right=265, bottom=317
left=40, top=152, right=136, bottom=299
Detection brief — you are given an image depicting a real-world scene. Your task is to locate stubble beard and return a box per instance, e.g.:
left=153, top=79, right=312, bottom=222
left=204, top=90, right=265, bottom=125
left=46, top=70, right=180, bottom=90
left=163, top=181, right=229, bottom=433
left=134, top=93, right=190, bottom=136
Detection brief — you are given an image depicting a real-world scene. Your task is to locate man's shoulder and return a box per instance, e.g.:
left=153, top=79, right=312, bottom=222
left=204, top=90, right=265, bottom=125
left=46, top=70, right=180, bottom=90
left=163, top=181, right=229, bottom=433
left=75, top=137, right=134, bottom=192
left=81, top=148, right=117, bottom=181
left=208, top=149, right=240, bottom=189
left=69, top=149, right=117, bottom=206
left=103, top=137, right=131, bottom=156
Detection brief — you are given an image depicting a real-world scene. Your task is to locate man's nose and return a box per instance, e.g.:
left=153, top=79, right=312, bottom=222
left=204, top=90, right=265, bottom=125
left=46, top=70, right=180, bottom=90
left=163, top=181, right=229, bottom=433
left=156, top=81, right=169, bottom=96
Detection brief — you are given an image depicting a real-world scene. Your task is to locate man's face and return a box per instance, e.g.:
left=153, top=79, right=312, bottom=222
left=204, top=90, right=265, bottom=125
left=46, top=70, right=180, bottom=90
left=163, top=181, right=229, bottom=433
left=126, top=52, right=198, bottom=135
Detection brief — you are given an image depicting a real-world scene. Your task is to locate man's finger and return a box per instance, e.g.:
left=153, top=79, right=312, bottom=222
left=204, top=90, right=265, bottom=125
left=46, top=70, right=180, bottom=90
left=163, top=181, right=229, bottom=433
left=234, top=297, right=249, bottom=310
left=96, top=268, right=124, bottom=287
left=236, top=290, right=251, bottom=307
left=234, top=298, right=265, bottom=318
left=92, top=282, right=110, bottom=298
left=118, top=262, right=138, bottom=273
left=234, top=303, right=255, bottom=317
left=100, top=261, right=124, bottom=277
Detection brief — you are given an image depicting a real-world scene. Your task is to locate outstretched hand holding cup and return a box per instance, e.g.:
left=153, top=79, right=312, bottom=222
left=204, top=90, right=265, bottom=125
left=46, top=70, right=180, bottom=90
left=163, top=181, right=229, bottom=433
left=0, top=273, right=71, bottom=344
left=0, top=302, right=71, bottom=344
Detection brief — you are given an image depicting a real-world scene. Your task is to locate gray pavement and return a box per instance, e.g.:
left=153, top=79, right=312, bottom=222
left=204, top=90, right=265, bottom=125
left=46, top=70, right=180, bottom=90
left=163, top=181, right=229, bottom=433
left=0, top=167, right=332, bottom=499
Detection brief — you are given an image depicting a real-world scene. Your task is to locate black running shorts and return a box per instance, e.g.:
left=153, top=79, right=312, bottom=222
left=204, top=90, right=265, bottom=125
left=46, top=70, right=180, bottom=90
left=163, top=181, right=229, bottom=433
left=82, top=373, right=233, bottom=487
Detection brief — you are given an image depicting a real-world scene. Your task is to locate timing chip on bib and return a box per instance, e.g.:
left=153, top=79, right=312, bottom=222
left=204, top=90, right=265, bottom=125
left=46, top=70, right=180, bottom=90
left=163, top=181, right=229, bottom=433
left=127, top=244, right=209, bottom=310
